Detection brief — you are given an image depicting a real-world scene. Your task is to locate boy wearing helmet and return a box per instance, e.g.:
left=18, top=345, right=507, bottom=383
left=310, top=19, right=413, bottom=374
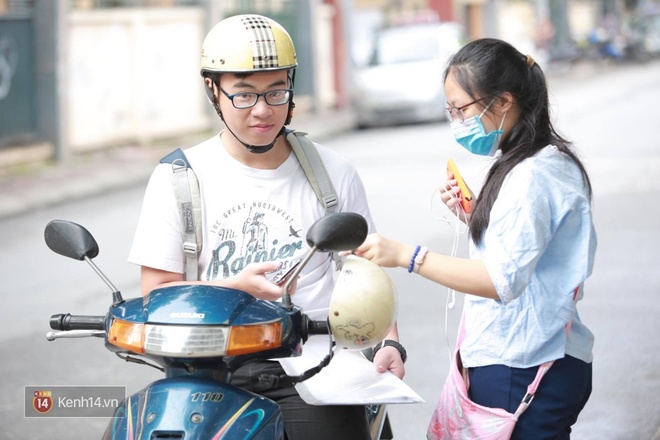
left=129, top=14, right=404, bottom=439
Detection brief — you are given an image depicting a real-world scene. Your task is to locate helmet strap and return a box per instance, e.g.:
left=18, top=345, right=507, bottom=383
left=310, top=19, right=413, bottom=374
left=224, top=123, right=283, bottom=154
left=204, top=76, right=225, bottom=121
left=284, top=70, right=296, bottom=126
left=285, top=100, right=295, bottom=126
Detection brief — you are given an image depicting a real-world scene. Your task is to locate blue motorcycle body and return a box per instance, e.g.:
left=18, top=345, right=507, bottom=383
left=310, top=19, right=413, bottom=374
left=103, top=377, right=283, bottom=439
left=101, top=285, right=305, bottom=439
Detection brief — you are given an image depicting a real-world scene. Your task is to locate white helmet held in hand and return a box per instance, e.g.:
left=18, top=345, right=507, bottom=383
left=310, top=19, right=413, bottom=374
left=329, top=255, right=398, bottom=350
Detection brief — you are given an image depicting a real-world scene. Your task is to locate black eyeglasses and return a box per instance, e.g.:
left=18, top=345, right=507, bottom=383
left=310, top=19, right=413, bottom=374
left=219, top=87, right=292, bottom=109
left=445, top=96, right=492, bottom=123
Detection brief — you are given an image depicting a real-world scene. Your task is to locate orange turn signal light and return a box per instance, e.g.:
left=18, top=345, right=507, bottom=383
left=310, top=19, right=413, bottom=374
left=108, top=318, right=145, bottom=354
left=226, top=322, right=282, bottom=356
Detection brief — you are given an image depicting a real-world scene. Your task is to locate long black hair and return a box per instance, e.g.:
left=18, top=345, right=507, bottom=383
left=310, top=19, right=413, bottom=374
left=444, top=38, right=592, bottom=246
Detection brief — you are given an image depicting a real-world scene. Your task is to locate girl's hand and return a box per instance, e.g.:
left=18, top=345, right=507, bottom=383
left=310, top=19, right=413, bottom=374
left=442, top=177, right=461, bottom=210
left=442, top=174, right=471, bottom=223
left=351, top=233, right=413, bottom=269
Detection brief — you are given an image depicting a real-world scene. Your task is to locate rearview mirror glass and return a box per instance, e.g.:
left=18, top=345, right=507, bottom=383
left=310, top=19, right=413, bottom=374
left=306, top=212, right=368, bottom=252
left=44, top=220, right=99, bottom=261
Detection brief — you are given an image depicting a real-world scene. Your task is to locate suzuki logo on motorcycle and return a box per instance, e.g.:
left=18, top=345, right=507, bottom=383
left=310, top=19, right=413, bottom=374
left=170, top=312, right=205, bottom=319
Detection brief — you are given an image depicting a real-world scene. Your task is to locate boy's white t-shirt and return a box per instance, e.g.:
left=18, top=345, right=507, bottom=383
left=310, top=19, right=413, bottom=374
left=129, top=134, right=375, bottom=319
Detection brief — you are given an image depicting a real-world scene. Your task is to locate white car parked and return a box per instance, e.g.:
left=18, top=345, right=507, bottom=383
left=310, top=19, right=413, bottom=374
left=351, top=22, right=465, bottom=128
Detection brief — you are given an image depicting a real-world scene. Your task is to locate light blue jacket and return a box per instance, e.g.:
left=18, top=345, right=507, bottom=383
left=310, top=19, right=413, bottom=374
left=462, top=146, right=597, bottom=368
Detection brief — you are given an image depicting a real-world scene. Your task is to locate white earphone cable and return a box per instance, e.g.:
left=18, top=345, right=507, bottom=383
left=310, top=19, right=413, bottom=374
left=431, top=184, right=469, bottom=363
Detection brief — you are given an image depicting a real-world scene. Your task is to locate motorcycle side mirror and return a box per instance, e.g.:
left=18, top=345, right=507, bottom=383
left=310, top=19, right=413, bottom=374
left=306, top=212, right=368, bottom=252
left=45, top=220, right=99, bottom=261
left=44, top=220, right=123, bottom=304
left=282, top=212, right=368, bottom=309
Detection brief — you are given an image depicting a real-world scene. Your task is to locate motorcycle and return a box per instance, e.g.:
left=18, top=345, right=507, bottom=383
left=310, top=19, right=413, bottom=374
left=44, top=212, right=391, bottom=439
left=586, top=25, right=650, bottom=62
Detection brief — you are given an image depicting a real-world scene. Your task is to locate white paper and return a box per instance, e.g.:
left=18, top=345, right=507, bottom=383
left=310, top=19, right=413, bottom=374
left=277, top=336, right=424, bottom=405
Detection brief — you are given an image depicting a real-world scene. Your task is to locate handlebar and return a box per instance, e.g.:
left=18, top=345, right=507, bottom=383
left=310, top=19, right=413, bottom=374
left=307, top=319, right=329, bottom=335
left=50, top=313, right=105, bottom=331
left=260, top=318, right=333, bottom=387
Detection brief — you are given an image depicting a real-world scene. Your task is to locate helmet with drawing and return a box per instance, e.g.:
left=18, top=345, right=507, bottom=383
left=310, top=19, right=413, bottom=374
left=329, top=255, right=398, bottom=350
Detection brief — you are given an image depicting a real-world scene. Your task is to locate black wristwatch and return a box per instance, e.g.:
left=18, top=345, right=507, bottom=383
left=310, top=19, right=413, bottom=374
left=372, top=339, right=407, bottom=364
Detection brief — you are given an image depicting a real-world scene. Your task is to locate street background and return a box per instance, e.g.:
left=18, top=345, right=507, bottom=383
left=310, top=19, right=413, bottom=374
left=3, top=0, right=653, bottom=165
left=0, top=58, right=659, bottom=439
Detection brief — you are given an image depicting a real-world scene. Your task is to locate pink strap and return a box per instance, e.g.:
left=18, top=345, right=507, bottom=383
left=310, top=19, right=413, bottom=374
left=565, top=286, right=580, bottom=336
left=455, top=310, right=466, bottom=348
left=512, top=359, right=554, bottom=417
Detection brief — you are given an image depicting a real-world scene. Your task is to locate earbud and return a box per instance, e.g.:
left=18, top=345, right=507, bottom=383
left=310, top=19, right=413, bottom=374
left=447, top=290, right=456, bottom=309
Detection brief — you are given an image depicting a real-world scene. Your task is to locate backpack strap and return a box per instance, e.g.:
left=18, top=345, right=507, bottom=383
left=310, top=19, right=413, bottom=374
left=160, top=148, right=202, bottom=281
left=285, top=128, right=338, bottom=213
left=285, top=128, right=343, bottom=270
left=160, top=130, right=344, bottom=279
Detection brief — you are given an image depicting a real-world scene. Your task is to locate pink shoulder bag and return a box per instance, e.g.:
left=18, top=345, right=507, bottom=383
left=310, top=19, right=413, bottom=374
left=427, top=288, right=578, bottom=440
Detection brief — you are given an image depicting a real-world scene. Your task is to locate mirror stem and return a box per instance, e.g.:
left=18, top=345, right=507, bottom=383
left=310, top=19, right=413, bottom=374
left=282, top=246, right=317, bottom=309
left=83, top=256, right=123, bottom=303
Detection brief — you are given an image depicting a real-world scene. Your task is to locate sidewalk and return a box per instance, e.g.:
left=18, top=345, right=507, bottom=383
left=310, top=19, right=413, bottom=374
left=0, top=109, right=357, bottom=220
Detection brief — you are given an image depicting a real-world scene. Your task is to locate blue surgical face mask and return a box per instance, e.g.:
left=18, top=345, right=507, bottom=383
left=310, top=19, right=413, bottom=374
left=451, top=99, right=506, bottom=157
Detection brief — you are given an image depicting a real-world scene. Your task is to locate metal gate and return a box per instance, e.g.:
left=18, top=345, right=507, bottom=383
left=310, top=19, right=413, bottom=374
left=0, top=4, right=36, bottom=149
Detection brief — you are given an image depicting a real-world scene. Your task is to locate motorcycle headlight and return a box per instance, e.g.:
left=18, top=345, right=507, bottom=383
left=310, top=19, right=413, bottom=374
left=144, top=324, right=229, bottom=357
left=107, top=319, right=282, bottom=358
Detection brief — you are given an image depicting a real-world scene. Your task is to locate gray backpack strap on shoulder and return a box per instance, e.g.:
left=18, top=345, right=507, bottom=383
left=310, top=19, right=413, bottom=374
left=285, top=128, right=343, bottom=269
left=160, top=148, right=202, bottom=281
left=285, top=128, right=338, bottom=213
left=160, top=132, right=343, bottom=277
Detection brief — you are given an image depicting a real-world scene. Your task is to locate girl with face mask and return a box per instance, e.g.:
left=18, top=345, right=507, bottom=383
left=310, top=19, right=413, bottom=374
left=448, top=97, right=506, bottom=157
left=352, top=38, right=596, bottom=439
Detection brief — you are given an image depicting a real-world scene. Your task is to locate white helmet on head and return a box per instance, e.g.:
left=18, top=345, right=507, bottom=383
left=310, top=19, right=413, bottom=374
left=200, top=14, right=297, bottom=75
left=328, top=255, right=398, bottom=350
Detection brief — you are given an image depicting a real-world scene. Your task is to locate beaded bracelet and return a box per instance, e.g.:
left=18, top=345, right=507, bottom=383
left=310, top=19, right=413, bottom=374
left=413, top=246, right=428, bottom=273
left=408, top=245, right=421, bottom=273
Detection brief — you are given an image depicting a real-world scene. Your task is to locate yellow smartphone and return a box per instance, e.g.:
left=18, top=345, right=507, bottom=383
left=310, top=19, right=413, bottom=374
left=447, top=158, right=473, bottom=213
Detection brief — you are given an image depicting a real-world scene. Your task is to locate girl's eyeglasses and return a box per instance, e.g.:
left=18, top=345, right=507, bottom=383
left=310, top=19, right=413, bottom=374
left=445, top=96, right=492, bottom=123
